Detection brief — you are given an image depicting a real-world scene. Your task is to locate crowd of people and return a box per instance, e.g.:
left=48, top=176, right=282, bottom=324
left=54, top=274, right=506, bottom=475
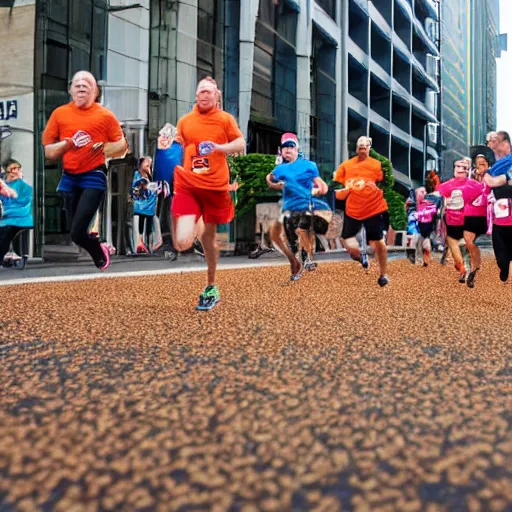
left=404, top=131, right=512, bottom=288
left=1, top=69, right=511, bottom=310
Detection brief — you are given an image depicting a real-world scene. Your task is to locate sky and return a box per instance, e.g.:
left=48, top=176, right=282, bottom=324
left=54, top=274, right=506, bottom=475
left=497, top=0, right=512, bottom=132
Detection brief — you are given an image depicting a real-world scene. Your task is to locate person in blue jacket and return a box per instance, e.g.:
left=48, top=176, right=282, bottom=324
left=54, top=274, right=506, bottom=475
left=153, top=123, right=185, bottom=258
left=131, top=156, right=158, bottom=253
left=0, top=159, right=34, bottom=264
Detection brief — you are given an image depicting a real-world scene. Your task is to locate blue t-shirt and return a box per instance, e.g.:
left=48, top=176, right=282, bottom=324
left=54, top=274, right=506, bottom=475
left=489, top=154, right=512, bottom=179
left=272, top=158, right=330, bottom=212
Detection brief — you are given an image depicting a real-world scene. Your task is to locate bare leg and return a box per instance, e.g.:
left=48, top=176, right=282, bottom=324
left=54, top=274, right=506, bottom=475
left=370, top=239, right=387, bottom=277
left=297, top=228, right=315, bottom=260
left=341, top=238, right=361, bottom=261
left=423, top=237, right=432, bottom=266
left=196, top=216, right=205, bottom=240
left=446, top=235, right=465, bottom=271
left=270, top=221, right=301, bottom=275
left=463, top=231, right=481, bottom=271
left=200, top=222, right=219, bottom=287
left=173, top=214, right=197, bottom=252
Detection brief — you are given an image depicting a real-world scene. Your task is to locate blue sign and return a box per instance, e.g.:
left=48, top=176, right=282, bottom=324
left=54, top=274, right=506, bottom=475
left=0, top=100, right=18, bottom=121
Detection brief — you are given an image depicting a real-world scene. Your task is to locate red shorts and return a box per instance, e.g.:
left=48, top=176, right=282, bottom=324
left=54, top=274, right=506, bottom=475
left=171, top=187, right=234, bottom=225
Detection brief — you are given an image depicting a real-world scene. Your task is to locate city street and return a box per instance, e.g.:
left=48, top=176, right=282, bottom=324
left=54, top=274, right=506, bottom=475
left=1, top=254, right=512, bottom=511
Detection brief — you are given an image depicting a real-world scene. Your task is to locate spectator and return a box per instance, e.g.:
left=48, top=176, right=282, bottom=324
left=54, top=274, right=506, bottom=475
left=0, top=159, right=33, bottom=265
left=131, top=156, right=157, bottom=253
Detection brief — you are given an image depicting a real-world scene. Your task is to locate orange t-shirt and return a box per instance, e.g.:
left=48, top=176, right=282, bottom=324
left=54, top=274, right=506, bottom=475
left=42, top=102, right=123, bottom=174
left=334, top=156, right=388, bottom=220
left=174, top=106, right=243, bottom=191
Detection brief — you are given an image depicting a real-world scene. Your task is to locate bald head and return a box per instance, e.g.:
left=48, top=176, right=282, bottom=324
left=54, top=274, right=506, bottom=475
left=195, top=76, right=221, bottom=113
left=70, top=71, right=98, bottom=109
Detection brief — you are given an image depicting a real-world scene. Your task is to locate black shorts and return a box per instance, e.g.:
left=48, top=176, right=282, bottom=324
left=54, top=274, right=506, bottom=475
left=445, top=224, right=464, bottom=240
left=283, top=211, right=329, bottom=236
left=463, top=216, right=487, bottom=238
left=418, top=221, right=434, bottom=239
left=342, top=212, right=385, bottom=242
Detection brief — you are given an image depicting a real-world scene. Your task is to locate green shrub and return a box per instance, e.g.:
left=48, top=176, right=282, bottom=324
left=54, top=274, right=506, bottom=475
left=370, top=149, right=407, bottom=231
left=228, top=154, right=278, bottom=217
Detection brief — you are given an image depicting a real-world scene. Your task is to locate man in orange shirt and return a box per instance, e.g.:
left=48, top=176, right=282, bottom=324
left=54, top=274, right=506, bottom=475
left=42, top=71, right=126, bottom=270
left=172, top=77, right=246, bottom=310
left=334, top=136, right=390, bottom=286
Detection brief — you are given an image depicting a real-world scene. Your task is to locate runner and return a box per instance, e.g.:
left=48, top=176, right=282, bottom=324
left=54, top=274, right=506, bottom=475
left=172, top=77, right=245, bottom=310
left=484, top=131, right=512, bottom=284
left=462, top=154, right=490, bottom=288
left=436, top=158, right=484, bottom=284
left=414, top=187, right=438, bottom=267
left=266, top=133, right=331, bottom=279
left=42, top=71, right=126, bottom=270
left=334, top=136, right=389, bottom=287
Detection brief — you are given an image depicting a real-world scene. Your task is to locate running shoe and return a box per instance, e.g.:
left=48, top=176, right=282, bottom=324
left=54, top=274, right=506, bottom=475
left=290, top=260, right=303, bottom=281
left=196, top=285, right=220, bottom=310
left=455, top=262, right=466, bottom=283
left=377, top=275, right=390, bottom=287
left=360, top=253, right=370, bottom=270
left=193, top=238, right=205, bottom=258
left=440, top=247, right=448, bottom=265
left=98, top=243, right=111, bottom=271
left=406, top=249, right=416, bottom=265
left=304, top=259, right=318, bottom=272
left=248, top=245, right=273, bottom=259
left=136, top=242, right=149, bottom=254
left=466, top=268, right=479, bottom=288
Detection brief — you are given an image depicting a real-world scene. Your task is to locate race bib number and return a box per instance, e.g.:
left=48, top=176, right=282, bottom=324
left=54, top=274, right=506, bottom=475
left=191, top=155, right=210, bottom=174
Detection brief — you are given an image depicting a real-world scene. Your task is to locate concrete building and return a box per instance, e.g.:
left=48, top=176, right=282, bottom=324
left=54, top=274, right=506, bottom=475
left=6, top=0, right=505, bottom=256
left=149, top=0, right=441, bottom=189
left=440, top=0, right=504, bottom=180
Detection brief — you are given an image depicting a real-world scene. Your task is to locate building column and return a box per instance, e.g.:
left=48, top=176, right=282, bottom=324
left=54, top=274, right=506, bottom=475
left=238, top=0, right=259, bottom=138
left=176, top=0, right=199, bottom=119
left=339, top=0, right=348, bottom=163
left=296, top=0, right=311, bottom=157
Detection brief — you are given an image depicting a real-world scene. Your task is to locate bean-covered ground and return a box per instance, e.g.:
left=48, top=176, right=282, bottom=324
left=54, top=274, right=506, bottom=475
left=1, top=256, right=511, bottom=511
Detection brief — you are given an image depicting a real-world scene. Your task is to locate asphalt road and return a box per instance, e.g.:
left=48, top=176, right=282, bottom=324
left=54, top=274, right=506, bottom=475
left=1, top=253, right=511, bottom=511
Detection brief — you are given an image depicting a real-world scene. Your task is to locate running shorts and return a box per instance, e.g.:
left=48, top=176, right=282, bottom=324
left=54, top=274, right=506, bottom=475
left=418, top=221, right=435, bottom=239
left=445, top=223, right=464, bottom=241
left=342, top=212, right=385, bottom=242
left=282, top=210, right=331, bottom=236
left=463, top=215, right=488, bottom=238
left=171, top=187, right=234, bottom=225
left=57, top=166, right=108, bottom=193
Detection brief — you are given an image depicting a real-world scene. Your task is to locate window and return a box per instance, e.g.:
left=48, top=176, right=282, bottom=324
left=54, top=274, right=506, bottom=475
left=196, top=0, right=224, bottom=90
left=251, top=0, right=297, bottom=127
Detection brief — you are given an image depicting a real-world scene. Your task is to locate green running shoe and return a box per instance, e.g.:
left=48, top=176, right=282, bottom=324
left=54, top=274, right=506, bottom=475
left=196, top=285, right=221, bottom=311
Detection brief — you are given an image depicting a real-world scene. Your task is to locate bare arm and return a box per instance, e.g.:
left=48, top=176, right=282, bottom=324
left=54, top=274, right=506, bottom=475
left=44, top=139, right=73, bottom=161
left=213, top=137, right=246, bottom=155
left=484, top=173, right=507, bottom=188
left=266, top=172, right=284, bottom=191
left=312, top=177, right=328, bottom=195
left=103, top=138, right=128, bottom=158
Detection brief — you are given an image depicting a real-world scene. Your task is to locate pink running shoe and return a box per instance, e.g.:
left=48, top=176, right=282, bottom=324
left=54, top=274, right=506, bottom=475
left=99, top=243, right=111, bottom=271
left=136, top=242, right=149, bottom=254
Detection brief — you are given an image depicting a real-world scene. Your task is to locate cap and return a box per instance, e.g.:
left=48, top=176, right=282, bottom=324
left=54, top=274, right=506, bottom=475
left=280, top=133, right=299, bottom=148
